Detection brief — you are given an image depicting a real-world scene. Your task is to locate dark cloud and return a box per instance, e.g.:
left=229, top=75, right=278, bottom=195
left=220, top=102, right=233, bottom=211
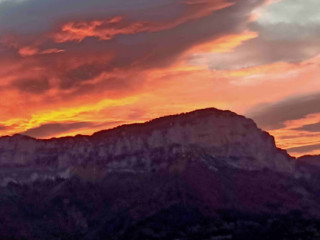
left=0, top=0, right=176, bottom=34
left=203, top=31, right=320, bottom=70
left=293, top=122, right=320, bottom=132
left=247, top=92, right=320, bottom=130
left=278, top=133, right=315, bottom=140
left=0, top=0, right=268, bottom=99
left=77, top=0, right=264, bottom=71
left=127, top=108, right=147, bottom=120
left=60, top=63, right=107, bottom=90
left=22, top=122, right=95, bottom=138
left=64, top=75, right=138, bottom=98
left=11, top=78, right=50, bottom=94
left=22, top=121, right=124, bottom=138
left=287, top=144, right=320, bottom=154
left=0, top=124, right=7, bottom=130
left=93, top=76, right=134, bottom=91
left=2, top=0, right=318, bottom=87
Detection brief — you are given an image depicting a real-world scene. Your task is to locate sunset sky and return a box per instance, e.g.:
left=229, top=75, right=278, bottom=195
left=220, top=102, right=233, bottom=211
left=0, top=0, right=319, bottom=157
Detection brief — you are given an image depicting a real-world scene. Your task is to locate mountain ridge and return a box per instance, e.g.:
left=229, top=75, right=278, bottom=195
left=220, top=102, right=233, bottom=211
left=0, top=107, right=312, bottom=164
left=0, top=108, right=294, bottom=173
left=0, top=108, right=252, bottom=140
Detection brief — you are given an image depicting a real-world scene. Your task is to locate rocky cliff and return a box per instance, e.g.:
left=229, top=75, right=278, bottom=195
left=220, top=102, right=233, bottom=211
left=0, top=108, right=294, bottom=178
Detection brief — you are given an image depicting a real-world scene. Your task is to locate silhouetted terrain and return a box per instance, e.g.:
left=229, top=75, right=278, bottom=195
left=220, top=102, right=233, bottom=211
left=1, top=175, right=320, bottom=240
left=0, top=108, right=320, bottom=239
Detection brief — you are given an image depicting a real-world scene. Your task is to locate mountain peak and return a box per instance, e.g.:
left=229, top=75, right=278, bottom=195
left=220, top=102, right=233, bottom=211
left=93, top=108, right=250, bottom=137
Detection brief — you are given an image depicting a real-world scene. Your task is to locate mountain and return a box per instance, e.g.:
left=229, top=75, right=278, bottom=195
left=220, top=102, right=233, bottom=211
left=0, top=108, right=293, bottom=180
left=0, top=108, right=320, bottom=239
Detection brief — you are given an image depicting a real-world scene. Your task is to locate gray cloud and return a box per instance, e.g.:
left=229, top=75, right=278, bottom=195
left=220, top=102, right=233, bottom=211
left=247, top=92, right=320, bottom=130
left=252, top=22, right=320, bottom=42
left=0, top=124, right=7, bottom=130
left=256, top=0, right=320, bottom=26
left=196, top=30, right=320, bottom=70
left=191, top=0, right=320, bottom=70
left=293, top=122, right=320, bottom=132
left=287, top=143, right=320, bottom=154
left=64, top=76, right=138, bottom=98
left=22, top=122, right=96, bottom=138
left=59, top=63, right=107, bottom=90
left=22, top=121, right=124, bottom=138
left=0, top=0, right=176, bottom=34
left=11, top=78, right=50, bottom=94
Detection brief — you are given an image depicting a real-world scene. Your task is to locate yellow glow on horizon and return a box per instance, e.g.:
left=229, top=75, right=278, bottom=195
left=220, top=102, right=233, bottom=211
left=0, top=96, right=140, bottom=135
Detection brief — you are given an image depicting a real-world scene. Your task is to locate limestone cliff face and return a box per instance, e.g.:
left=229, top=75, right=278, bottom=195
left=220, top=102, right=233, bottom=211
left=0, top=108, right=294, bottom=174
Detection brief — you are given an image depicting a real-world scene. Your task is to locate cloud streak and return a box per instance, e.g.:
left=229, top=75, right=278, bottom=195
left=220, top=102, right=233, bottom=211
left=294, top=122, right=320, bottom=133
left=247, top=92, right=320, bottom=130
left=53, top=0, right=233, bottom=43
left=22, top=121, right=124, bottom=138
left=288, top=144, right=320, bottom=154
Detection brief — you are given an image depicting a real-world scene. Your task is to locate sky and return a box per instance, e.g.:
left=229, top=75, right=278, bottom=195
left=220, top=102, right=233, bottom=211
left=0, top=0, right=319, bottom=157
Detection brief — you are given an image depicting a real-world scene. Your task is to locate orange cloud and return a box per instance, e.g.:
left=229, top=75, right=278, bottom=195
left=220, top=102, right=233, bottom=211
left=54, top=0, right=233, bottom=43
left=18, top=46, right=65, bottom=57
left=54, top=17, right=137, bottom=42
left=267, top=113, right=320, bottom=156
left=18, top=46, right=38, bottom=56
